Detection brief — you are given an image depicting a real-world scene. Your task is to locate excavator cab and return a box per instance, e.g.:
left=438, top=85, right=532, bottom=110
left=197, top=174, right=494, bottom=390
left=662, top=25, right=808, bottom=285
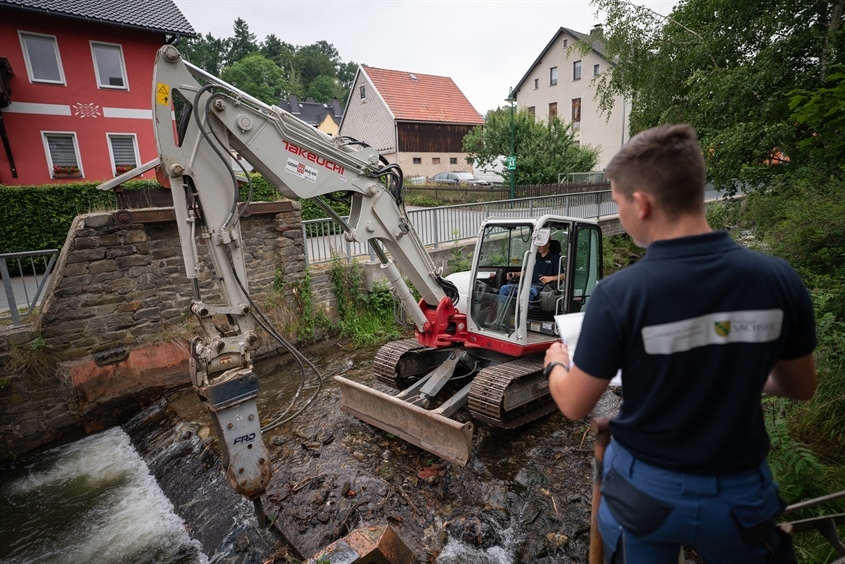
left=466, top=216, right=602, bottom=343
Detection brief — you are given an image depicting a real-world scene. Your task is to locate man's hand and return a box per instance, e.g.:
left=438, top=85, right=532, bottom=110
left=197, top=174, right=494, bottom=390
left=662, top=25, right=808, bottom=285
left=545, top=341, right=571, bottom=368
left=507, top=271, right=520, bottom=281
left=545, top=342, right=609, bottom=420
left=539, top=274, right=563, bottom=285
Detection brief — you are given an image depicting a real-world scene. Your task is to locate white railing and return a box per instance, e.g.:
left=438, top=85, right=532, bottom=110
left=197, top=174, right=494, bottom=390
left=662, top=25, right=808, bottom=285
left=301, top=191, right=615, bottom=265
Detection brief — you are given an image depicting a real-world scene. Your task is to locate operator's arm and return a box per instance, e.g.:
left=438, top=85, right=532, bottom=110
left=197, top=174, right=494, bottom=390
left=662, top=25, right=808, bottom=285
left=545, top=342, right=609, bottom=420
left=763, top=353, right=817, bottom=401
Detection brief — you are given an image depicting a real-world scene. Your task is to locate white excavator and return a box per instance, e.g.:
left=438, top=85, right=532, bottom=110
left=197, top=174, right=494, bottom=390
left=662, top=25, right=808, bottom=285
left=118, top=45, right=604, bottom=519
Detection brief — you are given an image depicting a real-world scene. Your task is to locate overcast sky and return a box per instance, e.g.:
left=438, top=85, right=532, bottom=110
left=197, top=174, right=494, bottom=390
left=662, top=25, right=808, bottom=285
left=172, top=0, right=677, bottom=116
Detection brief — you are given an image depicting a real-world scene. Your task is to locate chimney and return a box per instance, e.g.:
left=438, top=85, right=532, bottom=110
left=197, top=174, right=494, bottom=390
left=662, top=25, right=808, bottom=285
left=289, top=94, right=299, bottom=114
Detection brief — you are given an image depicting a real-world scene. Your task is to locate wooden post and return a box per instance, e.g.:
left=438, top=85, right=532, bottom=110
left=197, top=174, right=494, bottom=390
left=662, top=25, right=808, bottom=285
left=589, top=417, right=612, bottom=564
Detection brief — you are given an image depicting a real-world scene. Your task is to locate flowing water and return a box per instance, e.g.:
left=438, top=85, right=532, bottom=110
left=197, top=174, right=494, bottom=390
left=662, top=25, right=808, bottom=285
left=0, top=427, right=206, bottom=564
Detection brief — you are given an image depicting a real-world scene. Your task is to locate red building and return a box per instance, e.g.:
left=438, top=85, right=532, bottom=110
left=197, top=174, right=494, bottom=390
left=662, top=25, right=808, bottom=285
left=0, top=0, right=195, bottom=185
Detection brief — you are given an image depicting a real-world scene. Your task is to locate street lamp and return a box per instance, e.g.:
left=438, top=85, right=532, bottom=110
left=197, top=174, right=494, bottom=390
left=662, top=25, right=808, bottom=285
left=504, top=87, right=516, bottom=200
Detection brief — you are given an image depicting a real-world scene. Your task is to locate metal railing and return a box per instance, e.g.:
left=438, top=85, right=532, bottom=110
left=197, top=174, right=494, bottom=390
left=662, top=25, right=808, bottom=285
left=301, top=191, right=614, bottom=265
left=1, top=249, right=59, bottom=326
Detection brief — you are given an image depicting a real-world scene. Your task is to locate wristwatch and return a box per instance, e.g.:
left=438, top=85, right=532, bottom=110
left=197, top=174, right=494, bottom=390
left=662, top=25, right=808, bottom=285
left=543, top=361, right=570, bottom=378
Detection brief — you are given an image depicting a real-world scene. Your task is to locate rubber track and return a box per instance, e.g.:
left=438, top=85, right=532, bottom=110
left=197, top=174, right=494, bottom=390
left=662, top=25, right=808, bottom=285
left=468, top=357, right=556, bottom=429
left=373, top=339, right=429, bottom=388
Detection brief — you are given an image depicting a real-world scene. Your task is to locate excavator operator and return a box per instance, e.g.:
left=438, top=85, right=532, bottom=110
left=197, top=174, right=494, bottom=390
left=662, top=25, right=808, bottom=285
left=499, top=238, right=564, bottom=301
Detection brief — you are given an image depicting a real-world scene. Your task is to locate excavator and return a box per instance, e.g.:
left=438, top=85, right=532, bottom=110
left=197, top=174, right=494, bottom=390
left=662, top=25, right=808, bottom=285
left=124, top=45, right=603, bottom=517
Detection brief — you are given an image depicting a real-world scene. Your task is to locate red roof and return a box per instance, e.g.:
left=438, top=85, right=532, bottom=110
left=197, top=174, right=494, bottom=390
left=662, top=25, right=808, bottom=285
left=363, top=66, right=483, bottom=125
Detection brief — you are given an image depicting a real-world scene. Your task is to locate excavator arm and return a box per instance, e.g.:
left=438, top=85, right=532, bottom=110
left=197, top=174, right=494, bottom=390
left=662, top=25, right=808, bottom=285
left=147, top=45, right=464, bottom=515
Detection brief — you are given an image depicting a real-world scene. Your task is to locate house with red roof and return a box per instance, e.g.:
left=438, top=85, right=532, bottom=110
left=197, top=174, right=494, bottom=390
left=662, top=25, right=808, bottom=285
left=0, top=0, right=195, bottom=186
left=339, top=66, right=484, bottom=179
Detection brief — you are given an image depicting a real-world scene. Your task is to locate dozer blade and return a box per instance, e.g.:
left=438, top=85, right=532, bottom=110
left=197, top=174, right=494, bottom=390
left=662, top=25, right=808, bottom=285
left=335, top=376, right=474, bottom=466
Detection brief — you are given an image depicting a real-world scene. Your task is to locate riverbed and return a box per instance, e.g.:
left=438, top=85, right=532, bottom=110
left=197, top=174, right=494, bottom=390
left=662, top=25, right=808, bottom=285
left=1, top=337, right=621, bottom=562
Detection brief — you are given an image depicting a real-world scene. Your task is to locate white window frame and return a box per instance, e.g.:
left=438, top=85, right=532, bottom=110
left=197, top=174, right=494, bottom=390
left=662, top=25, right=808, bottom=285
left=41, top=131, right=83, bottom=177
left=550, top=66, right=558, bottom=86
left=106, top=133, right=141, bottom=176
left=90, top=41, right=129, bottom=90
left=594, top=63, right=601, bottom=76
left=19, top=31, right=66, bottom=85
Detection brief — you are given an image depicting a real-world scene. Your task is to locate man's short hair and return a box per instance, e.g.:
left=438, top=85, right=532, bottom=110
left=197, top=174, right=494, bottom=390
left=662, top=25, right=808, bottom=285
left=606, top=124, right=706, bottom=218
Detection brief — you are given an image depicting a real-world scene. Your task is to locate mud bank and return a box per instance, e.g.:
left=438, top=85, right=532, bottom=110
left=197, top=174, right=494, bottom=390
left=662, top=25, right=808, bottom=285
left=136, top=337, right=621, bottom=562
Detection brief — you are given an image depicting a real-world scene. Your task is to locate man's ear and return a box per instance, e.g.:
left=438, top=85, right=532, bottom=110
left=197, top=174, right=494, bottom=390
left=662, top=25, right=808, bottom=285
left=631, top=191, right=653, bottom=220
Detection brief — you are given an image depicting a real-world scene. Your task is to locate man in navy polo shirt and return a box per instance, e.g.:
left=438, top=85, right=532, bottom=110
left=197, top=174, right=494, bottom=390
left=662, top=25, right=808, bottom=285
left=543, top=124, right=817, bottom=563
left=499, top=238, right=562, bottom=301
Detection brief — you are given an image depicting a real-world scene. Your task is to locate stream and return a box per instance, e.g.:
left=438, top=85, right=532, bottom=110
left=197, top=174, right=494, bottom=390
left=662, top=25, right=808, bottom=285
left=0, top=338, right=621, bottom=563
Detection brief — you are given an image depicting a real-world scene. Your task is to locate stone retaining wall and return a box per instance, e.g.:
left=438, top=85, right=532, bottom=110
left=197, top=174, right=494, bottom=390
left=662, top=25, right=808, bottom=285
left=1, top=202, right=308, bottom=457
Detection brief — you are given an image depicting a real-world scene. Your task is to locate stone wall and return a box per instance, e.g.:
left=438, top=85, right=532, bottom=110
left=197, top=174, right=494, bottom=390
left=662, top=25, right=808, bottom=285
left=1, top=202, right=307, bottom=457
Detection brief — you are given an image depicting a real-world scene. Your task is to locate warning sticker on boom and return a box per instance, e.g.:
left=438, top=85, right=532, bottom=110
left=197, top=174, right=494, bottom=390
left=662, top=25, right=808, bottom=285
left=156, top=84, right=170, bottom=106
left=286, top=158, right=318, bottom=183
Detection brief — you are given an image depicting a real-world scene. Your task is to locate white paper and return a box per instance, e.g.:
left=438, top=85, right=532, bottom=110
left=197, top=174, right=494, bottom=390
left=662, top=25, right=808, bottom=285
left=553, top=312, right=622, bottom=387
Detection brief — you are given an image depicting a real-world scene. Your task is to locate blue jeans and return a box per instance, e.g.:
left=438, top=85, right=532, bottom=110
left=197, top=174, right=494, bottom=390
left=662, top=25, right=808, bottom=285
left=598, top=441, right=785, bottom=564
left=498, top=283, right=542, bottom=302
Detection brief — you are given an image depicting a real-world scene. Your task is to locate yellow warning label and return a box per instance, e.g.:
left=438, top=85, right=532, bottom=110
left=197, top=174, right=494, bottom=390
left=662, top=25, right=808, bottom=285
left=156, top=83, right=170, bottom=106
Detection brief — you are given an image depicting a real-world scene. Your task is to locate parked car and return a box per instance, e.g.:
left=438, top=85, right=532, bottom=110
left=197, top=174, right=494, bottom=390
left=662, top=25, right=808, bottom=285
left=428, top=172, right=491, bottom=186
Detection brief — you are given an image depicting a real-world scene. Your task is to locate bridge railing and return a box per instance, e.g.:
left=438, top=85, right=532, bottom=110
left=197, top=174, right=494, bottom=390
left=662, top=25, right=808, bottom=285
left=301, top=191, right=614, bottom=265
left=1, top=249, right=59, bottom=326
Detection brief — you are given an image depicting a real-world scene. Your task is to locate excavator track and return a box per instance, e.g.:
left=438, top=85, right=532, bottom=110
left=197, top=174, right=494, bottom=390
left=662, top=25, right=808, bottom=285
left=374, top=339, right=459, bottom=390
left=468, top=356, right=556, bottom=429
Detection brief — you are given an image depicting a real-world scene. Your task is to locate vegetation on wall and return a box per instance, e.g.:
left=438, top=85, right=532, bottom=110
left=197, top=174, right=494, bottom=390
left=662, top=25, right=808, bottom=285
left=328, top=254, right=403, bottom=346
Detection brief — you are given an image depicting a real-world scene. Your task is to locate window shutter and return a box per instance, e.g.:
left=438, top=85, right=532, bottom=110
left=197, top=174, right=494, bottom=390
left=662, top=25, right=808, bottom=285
left=46, top=134, right=78, bottom=166
left=110, top=136, right=137, bottom=166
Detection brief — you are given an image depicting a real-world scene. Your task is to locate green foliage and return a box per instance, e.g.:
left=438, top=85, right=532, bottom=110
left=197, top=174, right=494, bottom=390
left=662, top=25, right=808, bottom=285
left=221, top=54, right=289, bottom=105
left=463, top=108, right=599, bottom=185
left=306, top=75, right=342, bottom=104
left=328, top=255, right=402, bottom=346
left=0, top=179, right=160, bottom=255
left=180, top=32, right=229, bottom=76
left=763, top=397, right=826, bottom=503
left=602, top=234, right=644, bottom=274
left=226, top=17, right=258, bottom=66
left=181, top=20, right=358, bottom=105
left=265, top=267, right=329, bottom=345
left=789, top=64, right=845, bottom=178
left=587, top=0, right=845, bottom=188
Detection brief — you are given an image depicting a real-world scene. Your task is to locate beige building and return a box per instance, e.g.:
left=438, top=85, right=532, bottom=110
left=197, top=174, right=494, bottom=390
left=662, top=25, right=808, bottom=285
left=339, top=65, right=484, bottom=179
left=513, top=26, right=630, bottom=170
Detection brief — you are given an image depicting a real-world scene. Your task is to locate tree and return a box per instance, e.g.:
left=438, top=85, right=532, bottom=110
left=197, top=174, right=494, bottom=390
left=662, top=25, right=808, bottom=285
left=306, top=75, right=341, bottom=103
left=585, top=0, right=845, bottom=188
left=463, top=108, right=599, bottom=185
left=227, top=18, right=258, bottom=66
left=260, top=34, right=297, bottom=75
left=179, top=33, right=229, bottom=76
left=336, top=60, right=359, bottom=104
left=295, top=42, right=338, bottom=86
left=221, top=54, right=288, bottom=105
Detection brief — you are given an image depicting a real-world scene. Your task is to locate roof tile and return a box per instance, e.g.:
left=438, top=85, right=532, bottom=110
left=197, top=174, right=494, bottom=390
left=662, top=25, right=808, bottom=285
left=0, top=0, right=195, bottom=36
left=363, top=66, right=483, bottom=125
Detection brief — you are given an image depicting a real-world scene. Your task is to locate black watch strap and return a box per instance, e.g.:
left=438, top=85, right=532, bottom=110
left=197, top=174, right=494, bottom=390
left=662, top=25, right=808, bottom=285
left=544, top=361, right=569, bottom=378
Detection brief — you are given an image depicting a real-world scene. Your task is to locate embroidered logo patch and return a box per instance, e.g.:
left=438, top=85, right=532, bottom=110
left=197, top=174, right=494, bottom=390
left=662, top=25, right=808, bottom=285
left=714, top=321, right=731, bottom=337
